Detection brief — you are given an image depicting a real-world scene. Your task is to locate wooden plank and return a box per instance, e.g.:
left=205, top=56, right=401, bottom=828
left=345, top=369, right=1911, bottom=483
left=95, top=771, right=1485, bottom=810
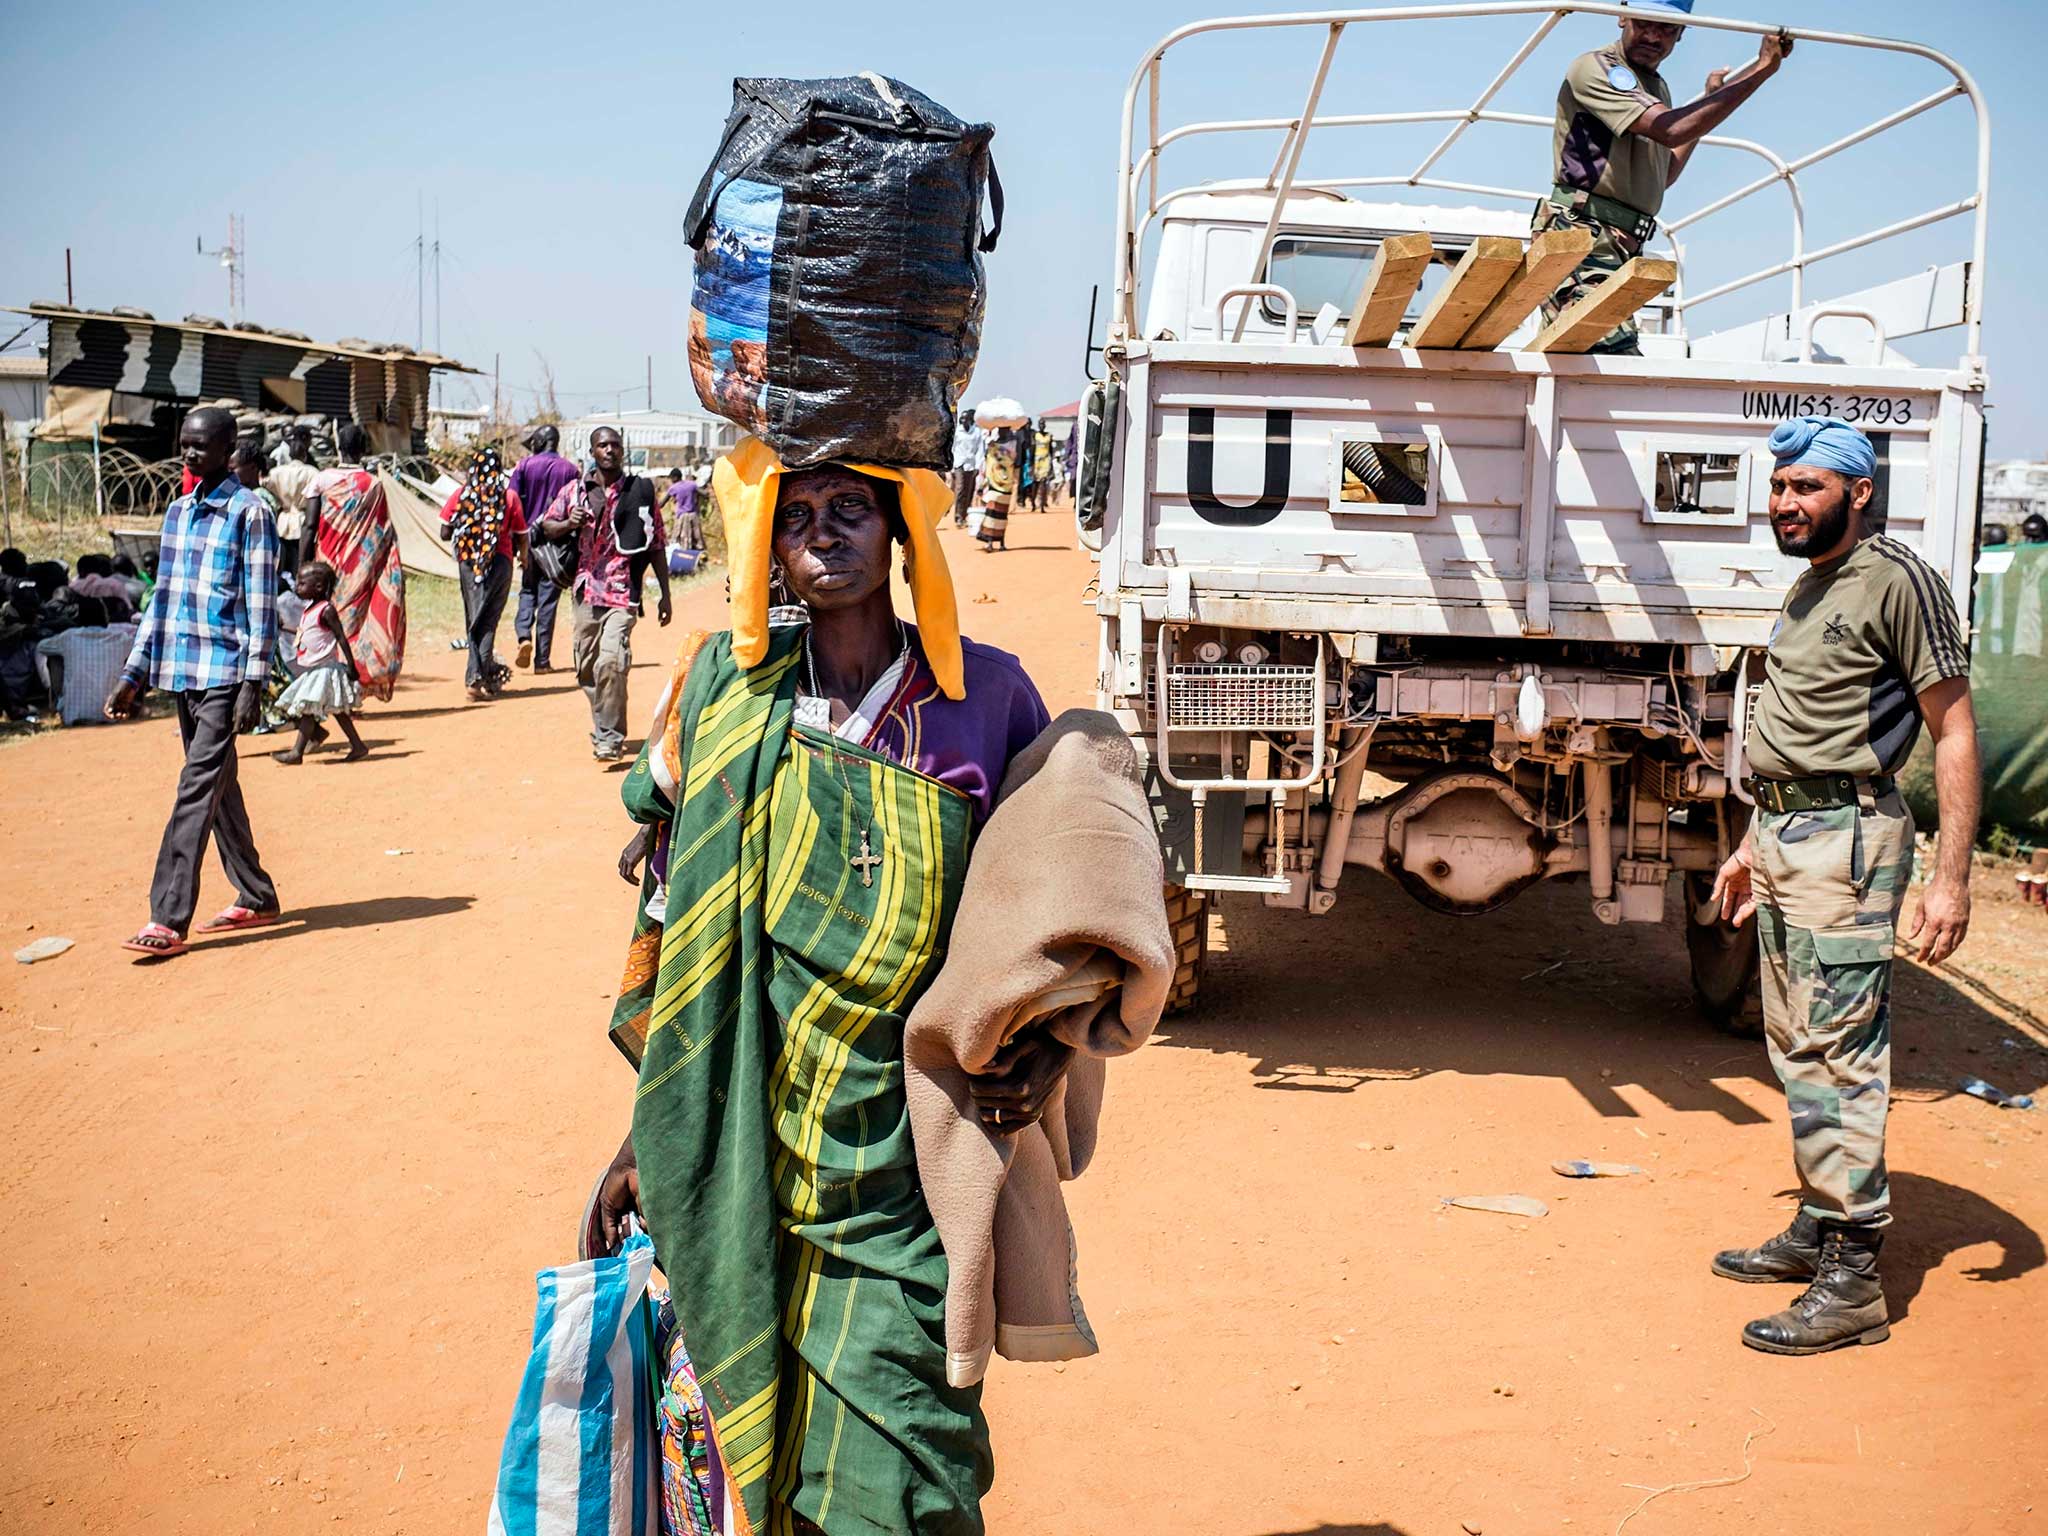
left=1407, top=237, right=1526, bottom=349
left=1459, top=228, right=1596, bottom=351
left=1340, top=233, right=1435, bottom=347
left=1525, top=257, right=1679, bottom=354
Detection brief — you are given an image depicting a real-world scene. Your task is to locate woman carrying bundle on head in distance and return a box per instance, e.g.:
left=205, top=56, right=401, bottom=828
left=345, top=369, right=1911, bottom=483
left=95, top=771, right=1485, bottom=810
left=587, top=434, right=1064, bottom=1536
left=974, top=428, right=1019, bottom=552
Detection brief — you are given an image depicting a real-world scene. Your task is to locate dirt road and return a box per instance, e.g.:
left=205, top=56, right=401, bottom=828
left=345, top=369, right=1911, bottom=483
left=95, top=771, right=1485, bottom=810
left=3, top=512, right=2044, bottom=1535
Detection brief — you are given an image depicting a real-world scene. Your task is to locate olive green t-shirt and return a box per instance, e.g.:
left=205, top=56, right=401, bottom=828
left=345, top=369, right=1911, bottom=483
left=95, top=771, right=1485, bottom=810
left=1553, top=46, right=1674, bottom=218
left=1745, top=534, right=1970, bottom=780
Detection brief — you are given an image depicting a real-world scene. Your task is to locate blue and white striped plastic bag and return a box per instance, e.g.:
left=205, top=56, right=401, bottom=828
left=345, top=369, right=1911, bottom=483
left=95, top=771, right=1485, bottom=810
left=487, top=1225, right=660, bottom=1536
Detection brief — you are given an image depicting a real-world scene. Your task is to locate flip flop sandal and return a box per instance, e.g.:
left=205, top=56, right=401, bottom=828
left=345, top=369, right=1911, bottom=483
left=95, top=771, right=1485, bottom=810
left=197, top=906, right=282, bottom=934
left=120, top=923, right=189, bottom=958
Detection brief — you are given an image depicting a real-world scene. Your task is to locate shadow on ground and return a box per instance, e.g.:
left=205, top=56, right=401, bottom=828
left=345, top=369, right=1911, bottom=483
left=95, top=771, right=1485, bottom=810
left=1883, top=1169, right=2046, bottom=1321
left=195, top=894, right=476, bottom=951
left=369, top=680, right=585, bottom=721
left=1158, top=878, right=2045, bottom=1122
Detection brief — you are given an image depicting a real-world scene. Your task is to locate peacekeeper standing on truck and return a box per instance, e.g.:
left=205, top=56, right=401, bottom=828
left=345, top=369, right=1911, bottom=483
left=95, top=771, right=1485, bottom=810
left=1539, top=0, right=1792, bottom=353
left=1710, top=417, right=1981, bottom=1356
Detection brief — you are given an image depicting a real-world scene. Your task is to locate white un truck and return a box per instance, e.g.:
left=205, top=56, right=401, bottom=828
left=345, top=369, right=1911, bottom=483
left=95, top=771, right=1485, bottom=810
left=1076, top=3, right=1992, bottom=1030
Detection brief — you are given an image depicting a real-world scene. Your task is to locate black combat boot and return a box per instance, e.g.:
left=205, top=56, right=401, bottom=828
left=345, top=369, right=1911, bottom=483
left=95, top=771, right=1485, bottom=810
left=1711, top=1208, right=1822, bottom=1283
left=1741, top=1223, right=1888, bottom=1355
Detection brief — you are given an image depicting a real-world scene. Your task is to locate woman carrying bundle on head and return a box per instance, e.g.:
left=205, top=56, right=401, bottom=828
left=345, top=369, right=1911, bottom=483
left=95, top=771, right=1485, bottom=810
left=974, top=428, right=1019, bottom=552
left=587, top=436, right=1062, bottom=1536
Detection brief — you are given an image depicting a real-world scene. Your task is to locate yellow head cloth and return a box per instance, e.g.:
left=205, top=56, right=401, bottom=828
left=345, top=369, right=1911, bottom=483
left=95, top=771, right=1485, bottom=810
left=711, top=435, right=965, bottom=700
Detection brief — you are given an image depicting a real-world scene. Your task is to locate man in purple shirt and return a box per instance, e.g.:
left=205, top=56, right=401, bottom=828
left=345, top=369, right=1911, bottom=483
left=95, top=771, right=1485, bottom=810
left=509, top=424, right=581, bottom=672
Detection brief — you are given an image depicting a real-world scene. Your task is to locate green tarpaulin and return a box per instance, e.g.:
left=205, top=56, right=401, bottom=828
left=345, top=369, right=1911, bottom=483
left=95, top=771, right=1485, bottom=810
left=1902, top=539, right=2048, bottom=838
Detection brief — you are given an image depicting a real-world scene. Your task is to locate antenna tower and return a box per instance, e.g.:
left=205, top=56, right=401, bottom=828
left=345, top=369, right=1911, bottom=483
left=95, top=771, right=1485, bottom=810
left=197, top=215, right=245, bottom=324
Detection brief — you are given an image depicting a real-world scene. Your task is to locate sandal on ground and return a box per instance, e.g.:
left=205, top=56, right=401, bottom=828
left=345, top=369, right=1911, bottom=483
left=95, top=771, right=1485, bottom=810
left=197, top=905, right=282, bottom=934
left=120, top=923, right=189, bottom=958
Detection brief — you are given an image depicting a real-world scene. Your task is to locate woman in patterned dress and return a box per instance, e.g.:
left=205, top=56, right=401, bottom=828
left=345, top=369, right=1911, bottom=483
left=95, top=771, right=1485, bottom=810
left=302, top=421, right=407, bottom=700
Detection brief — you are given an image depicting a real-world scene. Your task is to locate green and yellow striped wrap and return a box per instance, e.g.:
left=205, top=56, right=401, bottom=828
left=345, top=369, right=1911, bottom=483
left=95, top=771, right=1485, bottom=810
left=625, top=628, right=991, bottom=1536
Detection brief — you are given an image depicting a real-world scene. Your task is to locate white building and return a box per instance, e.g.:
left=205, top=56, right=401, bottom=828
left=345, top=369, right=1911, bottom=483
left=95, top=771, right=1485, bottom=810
left=562, top=408, right=737, bottom=470
left=1983, top=460, right=2048, bottom=532
left=0, top=355, right=48, bottom=435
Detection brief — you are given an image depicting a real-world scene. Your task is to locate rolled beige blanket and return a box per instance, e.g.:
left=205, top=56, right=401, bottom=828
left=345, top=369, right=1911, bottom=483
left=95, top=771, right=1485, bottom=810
left=904, top=709, right=1173, bottom=1386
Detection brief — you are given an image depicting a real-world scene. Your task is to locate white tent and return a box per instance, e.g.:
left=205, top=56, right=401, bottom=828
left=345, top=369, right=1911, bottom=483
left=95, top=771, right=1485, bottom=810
left=381, top=469, right=459, bottom=579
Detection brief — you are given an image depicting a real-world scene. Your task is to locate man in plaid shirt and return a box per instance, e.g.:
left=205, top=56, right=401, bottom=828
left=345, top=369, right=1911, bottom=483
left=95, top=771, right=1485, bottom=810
left=106, top=406, right=284, bottom=958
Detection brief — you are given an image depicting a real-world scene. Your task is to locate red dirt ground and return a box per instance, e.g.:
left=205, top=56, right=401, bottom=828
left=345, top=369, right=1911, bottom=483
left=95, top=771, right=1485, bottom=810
left=2, top=510, right=2044, bottom=1535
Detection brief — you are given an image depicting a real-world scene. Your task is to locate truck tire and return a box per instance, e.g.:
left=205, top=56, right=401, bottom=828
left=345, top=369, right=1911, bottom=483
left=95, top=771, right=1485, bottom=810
left=1164, top=884, right=1209, bottom=1017
left=1684, top=872, right=1764, bottom=1039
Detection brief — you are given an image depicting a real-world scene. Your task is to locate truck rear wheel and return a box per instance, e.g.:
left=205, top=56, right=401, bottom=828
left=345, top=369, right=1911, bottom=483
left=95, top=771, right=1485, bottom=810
left=1164, top=884, right=1209, bottom=1016
left=1684, top=872, right=1764, bottom=1039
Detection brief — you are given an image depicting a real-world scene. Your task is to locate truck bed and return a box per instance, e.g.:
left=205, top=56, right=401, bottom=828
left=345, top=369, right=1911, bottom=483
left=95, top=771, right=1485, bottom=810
left=1103, top=340, right=1983, bottom=648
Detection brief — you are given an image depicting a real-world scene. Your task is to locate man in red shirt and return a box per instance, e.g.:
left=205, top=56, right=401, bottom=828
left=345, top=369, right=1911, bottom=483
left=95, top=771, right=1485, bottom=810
left=537, top=426, right=671, bottom=759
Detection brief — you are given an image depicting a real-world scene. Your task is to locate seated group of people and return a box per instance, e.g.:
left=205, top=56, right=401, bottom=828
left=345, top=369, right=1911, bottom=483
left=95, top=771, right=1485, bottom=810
left=0, top=546, right=154, bottom=724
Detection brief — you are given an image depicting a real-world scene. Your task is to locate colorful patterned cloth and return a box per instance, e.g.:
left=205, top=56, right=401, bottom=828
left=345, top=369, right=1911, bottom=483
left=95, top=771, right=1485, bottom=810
left=657, top=1298, right=723, bottom=1536
left=615, top=628, right=996, bottom=1536
left=120, top=476, right=278, bottom=692
left=448, top=445, right=511, bottom=580
left=308, top=465, right=407, bottom=701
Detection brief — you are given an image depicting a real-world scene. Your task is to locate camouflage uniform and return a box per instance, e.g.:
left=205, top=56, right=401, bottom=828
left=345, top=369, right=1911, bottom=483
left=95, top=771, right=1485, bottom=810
left=1750, top=789, right=1915, bottom=1227
left=1542, top=44, right=1672, bottom=358
left=1744, top=532, right=1971, bottom=1233
left=1532, top=199, right=1647, bottom=356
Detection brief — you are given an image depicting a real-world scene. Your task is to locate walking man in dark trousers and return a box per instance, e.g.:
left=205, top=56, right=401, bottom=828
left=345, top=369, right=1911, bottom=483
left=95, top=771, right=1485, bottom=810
left=105, top=406, right=282, bottom=958
left=510, top=424, right=581, bottom=672
left=1710, top=416, right=1979, bottom=1353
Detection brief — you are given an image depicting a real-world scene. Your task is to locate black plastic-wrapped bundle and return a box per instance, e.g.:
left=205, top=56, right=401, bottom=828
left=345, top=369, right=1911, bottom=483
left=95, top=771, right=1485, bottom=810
left=684, top=73, right=1003, bottom=471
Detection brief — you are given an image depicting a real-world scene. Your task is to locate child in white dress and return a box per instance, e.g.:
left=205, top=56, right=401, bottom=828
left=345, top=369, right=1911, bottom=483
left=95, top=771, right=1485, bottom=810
left=272, top=562, right=368, bottom=764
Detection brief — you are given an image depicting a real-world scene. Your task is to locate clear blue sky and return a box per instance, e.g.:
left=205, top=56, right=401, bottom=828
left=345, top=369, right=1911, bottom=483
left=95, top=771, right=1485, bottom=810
left=4, top=1, right=2042, bottom=454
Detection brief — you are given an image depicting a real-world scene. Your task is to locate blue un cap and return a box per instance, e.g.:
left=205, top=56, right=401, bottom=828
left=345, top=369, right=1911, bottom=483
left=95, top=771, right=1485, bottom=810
left=1621, top=0, right=1695, bottom=16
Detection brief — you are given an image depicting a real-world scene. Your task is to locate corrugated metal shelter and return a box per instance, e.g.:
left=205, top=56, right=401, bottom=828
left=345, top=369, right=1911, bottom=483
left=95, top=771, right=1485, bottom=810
left=4, top=304, right=478, bottom=454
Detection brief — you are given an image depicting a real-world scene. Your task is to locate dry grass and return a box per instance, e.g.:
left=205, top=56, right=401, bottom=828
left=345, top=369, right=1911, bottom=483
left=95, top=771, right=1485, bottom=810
left=3, top=509, right=141, bottom=572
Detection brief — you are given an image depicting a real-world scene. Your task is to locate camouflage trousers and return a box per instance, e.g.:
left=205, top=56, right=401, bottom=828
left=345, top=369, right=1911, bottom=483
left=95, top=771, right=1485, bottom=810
left=1751, top=785, right=1916, bottom=1229
left=1532, top=200, right=1645, bottom=356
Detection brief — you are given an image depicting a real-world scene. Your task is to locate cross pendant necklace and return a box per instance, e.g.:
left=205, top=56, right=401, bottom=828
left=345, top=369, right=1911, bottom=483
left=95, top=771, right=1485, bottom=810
left=850, top=828, right=883, bottom=888
left=804, top=624, right=908, bottom=894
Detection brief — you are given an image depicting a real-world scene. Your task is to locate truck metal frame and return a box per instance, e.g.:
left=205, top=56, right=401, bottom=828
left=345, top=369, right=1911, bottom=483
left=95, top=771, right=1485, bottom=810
left=1085, top=3, right=1992, bottom=1028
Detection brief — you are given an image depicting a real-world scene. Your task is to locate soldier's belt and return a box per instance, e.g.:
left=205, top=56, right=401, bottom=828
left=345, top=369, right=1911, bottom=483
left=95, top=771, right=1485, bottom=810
left=1743, top=773, right=1897, bottom=814
left=1550, top=185, right=1658, bottom=243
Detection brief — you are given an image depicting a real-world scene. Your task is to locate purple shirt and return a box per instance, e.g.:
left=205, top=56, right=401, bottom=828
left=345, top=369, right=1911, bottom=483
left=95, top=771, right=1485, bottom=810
left=510, top=451, right=581, bottom=542
left=859, top=629, right=1052, bottom=829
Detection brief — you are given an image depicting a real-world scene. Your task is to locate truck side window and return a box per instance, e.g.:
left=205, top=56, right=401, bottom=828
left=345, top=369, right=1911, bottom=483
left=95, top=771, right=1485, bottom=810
left=1265, top=237, right=1459, bottom=327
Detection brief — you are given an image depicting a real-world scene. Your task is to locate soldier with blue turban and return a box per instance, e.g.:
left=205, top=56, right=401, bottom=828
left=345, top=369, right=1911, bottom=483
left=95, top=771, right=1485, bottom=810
left=1539, top=0, right=1793, bottom=353
left=1708, top=416, right=1981, bottom=1354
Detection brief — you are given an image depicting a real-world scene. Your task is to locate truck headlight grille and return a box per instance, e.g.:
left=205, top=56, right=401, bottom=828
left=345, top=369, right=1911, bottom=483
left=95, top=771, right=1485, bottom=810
left=1164, top=663, right=1320, bottom=731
